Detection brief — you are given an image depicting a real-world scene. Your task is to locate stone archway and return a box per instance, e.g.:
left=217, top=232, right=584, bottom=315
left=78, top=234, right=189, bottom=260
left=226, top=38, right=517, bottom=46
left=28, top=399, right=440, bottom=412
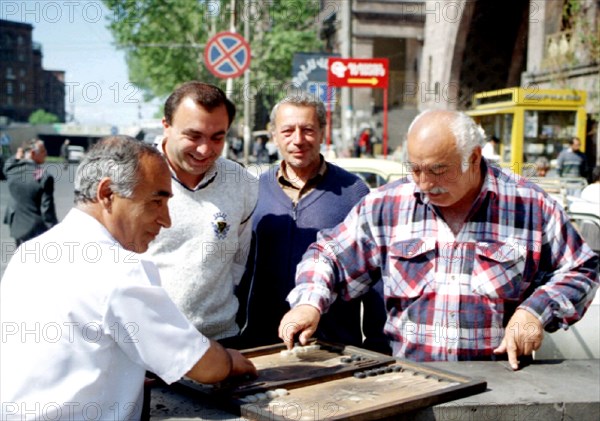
left=451, top=0, right=531, bottom=109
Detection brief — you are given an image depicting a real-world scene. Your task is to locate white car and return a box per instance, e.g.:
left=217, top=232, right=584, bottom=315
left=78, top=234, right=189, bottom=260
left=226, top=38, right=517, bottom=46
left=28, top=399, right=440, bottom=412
left=329, top=158, right=408, bottom=189
left=67, top=145, right=85, bottom=163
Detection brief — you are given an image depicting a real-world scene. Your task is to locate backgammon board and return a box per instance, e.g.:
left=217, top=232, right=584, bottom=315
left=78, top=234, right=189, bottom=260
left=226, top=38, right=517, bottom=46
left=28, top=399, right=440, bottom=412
left=175, top=340, right=487, bottom=420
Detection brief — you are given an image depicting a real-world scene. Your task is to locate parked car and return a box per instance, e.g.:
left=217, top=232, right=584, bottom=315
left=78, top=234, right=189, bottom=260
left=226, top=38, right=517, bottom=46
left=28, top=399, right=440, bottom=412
left=67, top=145, right=85, bottom=163
left=329, top=157, right=408, bottom=189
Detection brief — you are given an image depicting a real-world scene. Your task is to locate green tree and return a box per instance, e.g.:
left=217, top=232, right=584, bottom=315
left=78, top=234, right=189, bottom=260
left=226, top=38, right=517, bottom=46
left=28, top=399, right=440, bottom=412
left=563, top=0, right=600, bottom=64
left=28, top=109, right=59, bottom=124
left=543, top=0, right=600, bottom=119
left=102, top=0, right=323, bottom=110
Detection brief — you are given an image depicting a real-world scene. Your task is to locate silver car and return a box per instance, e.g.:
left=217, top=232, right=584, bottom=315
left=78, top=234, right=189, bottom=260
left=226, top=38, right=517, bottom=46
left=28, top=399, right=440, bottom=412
left=67, top=145, right=85, bottom=163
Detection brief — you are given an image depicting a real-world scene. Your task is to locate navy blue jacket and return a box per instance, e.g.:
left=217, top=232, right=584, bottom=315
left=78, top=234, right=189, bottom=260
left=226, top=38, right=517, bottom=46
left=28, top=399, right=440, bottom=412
left=238, top=162, right=390, bottom=353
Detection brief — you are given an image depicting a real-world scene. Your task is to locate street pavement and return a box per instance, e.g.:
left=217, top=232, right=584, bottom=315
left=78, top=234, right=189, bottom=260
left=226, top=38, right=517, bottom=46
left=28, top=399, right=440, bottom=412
left=0, top=162, right=77, bottom=279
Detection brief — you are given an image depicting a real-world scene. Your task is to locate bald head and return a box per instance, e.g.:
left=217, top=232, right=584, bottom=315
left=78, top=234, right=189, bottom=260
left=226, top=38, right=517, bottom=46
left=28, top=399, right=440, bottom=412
left=408, top=110, right=485, bottom=164
left=406, top=110, right=485, bottom=210
left=408, top=109, right=456, bottom=132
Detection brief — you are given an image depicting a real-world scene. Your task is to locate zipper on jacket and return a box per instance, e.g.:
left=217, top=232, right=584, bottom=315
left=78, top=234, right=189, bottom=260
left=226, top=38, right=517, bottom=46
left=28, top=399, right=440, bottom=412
left=292, top=202, right=298, bottom=221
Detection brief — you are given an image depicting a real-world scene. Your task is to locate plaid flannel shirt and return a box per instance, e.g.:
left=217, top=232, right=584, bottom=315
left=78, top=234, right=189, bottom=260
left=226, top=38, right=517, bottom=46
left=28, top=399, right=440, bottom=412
left=288, top=162, right=599, bottom=361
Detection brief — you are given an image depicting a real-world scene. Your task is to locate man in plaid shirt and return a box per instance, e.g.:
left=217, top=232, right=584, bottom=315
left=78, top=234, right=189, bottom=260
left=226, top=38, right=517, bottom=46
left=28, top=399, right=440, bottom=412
left=279, top=110, right=599, bottom=370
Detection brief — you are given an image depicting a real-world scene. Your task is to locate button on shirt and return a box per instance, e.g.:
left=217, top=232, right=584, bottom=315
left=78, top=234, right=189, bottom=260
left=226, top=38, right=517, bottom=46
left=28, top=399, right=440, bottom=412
left=288, top=162, right=599, bottom=362
left=278, top=155, right=327, bottom=203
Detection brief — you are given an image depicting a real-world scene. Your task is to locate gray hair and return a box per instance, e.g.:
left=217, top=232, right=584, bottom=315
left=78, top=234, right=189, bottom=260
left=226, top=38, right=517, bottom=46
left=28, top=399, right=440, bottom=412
left=535, top=156, right=550, bottom=169
left=449, top=112, right=486, bottom=167
left=22, top=138, right=44, bottom=158
left=74, top=135, right=164, bottom=204
left=409, top=110, right=486, bottom=171
left=269, top=90, right=327, bottom=130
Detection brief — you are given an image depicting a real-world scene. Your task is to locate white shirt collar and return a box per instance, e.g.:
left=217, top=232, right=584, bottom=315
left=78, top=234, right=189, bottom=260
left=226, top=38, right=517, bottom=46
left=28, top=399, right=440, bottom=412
left=65, top=208, right=120, bottom=246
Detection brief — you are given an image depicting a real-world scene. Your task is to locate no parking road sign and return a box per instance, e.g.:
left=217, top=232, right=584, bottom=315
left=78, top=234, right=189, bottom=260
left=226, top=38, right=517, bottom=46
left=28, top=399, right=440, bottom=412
left=204, top=32, right=251, bottom=79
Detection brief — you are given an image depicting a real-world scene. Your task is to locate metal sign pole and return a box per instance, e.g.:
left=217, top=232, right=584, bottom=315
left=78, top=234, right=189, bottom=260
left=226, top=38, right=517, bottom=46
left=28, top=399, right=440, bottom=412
left=225, top=0, right=236, bottom=99
left=383, top=88, right=388, bottom=158
left=243, top=0, right=251, bottom=165
left=326, top=86, right=332, bottom=147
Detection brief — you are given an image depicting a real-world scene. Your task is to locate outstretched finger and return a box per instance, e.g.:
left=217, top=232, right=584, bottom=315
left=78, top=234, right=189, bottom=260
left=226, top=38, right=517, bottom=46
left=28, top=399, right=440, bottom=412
left=505, top=337, right=520, bottom=370
left=494, top=337, right=519, bottom=370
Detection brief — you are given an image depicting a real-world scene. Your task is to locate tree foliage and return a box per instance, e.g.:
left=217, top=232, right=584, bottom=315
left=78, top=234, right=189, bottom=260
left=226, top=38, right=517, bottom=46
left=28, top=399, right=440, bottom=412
left=543, top=0, right=599, bottom=118
left=102, top=0, right=323, bottom=112
left=563, top=0, right=600, bottom=64
left=28, top=109, right=59, bottom=124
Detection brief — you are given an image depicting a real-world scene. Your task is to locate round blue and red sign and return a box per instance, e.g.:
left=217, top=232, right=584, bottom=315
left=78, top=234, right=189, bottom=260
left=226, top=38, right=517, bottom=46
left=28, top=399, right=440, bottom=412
left=204, top=32, right=251, bottom=79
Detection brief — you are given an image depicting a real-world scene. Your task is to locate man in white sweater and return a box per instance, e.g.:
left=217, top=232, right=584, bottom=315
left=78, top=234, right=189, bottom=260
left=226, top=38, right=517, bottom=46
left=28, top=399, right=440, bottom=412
left=145, top=82, right=258, bottom=342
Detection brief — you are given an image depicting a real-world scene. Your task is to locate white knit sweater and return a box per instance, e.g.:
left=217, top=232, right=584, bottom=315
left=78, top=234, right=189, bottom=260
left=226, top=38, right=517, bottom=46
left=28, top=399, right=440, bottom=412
left=145, top=157, right=258, bottom=339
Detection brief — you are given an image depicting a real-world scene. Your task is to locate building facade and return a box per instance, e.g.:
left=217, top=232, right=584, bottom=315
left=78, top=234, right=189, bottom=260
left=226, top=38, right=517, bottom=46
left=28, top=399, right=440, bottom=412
left=522, top=0, right=599, bottom=165
left=0, top=19, right=66, bottom=123
left=319, top=0, right=426, bottom=152
left=319, top=0, right=598, bottom=163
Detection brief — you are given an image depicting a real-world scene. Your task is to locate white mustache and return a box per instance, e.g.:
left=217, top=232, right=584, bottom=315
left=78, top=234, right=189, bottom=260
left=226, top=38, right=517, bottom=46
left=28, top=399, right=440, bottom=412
left=425, top=187, right=448, bottom=194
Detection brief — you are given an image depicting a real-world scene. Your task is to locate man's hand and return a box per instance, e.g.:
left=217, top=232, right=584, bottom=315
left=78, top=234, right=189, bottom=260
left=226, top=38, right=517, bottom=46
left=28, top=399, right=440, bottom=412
left=227, top=349, right=257, bottom=378
left=186, top=341, right=255, bottom=383
left=278, top=305, right=321, bottom=349
left=493, top=308, right=543, bottom=370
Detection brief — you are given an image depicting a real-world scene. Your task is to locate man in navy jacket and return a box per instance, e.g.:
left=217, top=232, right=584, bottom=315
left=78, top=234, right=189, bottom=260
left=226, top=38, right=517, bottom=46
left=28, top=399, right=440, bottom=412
left=238, top=92, right=390, bottom=353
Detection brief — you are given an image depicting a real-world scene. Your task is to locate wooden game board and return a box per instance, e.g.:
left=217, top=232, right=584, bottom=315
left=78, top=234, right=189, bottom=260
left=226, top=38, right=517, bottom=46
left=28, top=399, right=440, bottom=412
left=175, top=340, right=487, bottom=420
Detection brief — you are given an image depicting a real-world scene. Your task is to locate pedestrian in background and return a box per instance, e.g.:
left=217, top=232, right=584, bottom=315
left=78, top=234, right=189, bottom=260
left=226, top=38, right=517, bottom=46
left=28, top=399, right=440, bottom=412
left=265, top=137, right=279, bottom=163
left=354, top=127, right=373, bottom=157
left=557, top=137, right=588, bottom=197
left=534, top=156, right=551, bottom=177
left=2, top=146, right=23, bottom=227
left=4, top=139, right=57, bottom=246
left=0, top=132, right=11, bottom=180
left=581, top=166, right=600, bottom=203
left=481, top=135, right=500, bottom=162
left=557, top=137, right=587, bottom=178
left=60, top=138, right=70, bottom=168
left=253, top=135, right=270, bottom=164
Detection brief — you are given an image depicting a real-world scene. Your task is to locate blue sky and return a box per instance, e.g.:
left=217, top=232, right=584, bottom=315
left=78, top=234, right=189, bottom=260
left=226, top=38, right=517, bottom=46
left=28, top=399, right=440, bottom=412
left=2, top=1, right=161, bottom=126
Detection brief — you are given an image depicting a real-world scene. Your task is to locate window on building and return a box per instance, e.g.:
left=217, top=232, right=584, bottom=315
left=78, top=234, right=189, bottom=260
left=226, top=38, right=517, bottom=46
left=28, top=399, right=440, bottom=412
left=7, top=82, right=13, bottom=95
left=1, top=34, right=11, bottom=48
left=476, top=113, right=514, bottom=163
left=6, top=67, right=15, bottom=79
left=523, top=110, right=577, bottom=163
left=20, top=83, right=26, bottom=93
